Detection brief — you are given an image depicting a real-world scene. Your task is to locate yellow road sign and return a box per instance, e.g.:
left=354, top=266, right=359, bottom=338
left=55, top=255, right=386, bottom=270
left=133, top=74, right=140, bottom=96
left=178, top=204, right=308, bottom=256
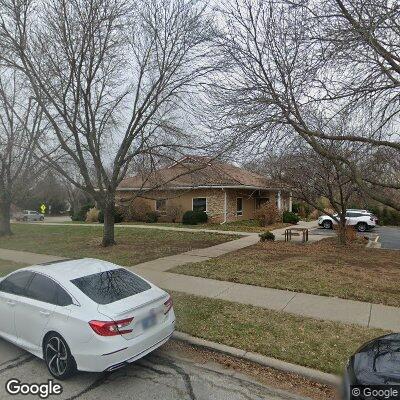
left=40, top=204, right=46, bottom=214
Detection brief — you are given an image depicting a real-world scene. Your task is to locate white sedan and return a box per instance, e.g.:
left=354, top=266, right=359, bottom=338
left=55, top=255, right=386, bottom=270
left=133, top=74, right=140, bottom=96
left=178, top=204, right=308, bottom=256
left=0, top=259, right=175, bottom=379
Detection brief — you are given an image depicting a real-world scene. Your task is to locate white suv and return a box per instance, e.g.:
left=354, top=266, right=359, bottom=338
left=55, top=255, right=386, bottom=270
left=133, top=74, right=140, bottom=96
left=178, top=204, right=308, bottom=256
left=318, top=210, right=377, bottom=232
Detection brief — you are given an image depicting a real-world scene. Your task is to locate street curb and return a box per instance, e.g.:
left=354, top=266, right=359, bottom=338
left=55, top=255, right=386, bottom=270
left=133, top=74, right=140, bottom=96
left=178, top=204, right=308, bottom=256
left=366, top=235, right=381, bottom=249
left=172, top=331, right=341, bottom=387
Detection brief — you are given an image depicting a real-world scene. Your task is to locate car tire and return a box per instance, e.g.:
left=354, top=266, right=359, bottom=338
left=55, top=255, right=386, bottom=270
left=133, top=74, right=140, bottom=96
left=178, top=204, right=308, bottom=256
left=322, top=220, right=332, bottom=229
left=356, top=222, right=367, bottom=232
left=44, top=333, right=77, bottom=380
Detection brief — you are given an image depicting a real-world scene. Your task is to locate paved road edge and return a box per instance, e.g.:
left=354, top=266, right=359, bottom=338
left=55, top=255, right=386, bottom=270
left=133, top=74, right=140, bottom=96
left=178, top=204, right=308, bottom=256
left=172, top=331, right=341, bottom=387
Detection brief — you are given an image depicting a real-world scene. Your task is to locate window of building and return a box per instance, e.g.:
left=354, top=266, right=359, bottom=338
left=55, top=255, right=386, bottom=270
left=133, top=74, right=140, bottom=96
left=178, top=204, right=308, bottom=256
left=155, top=199, right=166, bottom=212
left=236, top=198, right=243, bottom=216
left=192, top=198, right=207, bottom=212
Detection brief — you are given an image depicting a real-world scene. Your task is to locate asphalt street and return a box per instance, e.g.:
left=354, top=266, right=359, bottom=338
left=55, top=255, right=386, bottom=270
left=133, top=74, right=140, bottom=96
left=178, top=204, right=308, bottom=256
left=0, top=338, right=309, bottom=400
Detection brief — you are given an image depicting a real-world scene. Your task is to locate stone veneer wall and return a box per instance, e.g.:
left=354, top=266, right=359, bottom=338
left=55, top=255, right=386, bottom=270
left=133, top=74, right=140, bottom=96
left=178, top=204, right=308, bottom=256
left=116, top=188, right=290, bottom=223
left=116, top=188, right=226, bottom=222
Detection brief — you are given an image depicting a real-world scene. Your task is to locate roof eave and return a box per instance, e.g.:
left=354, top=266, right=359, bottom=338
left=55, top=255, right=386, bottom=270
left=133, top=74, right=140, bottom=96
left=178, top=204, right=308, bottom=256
left=117, top=185, right=291, bottom=192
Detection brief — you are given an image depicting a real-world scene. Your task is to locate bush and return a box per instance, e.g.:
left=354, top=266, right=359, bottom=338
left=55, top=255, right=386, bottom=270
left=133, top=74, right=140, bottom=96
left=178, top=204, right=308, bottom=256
left=145, top=211, right=159, bottom=223
left=182, top=210, right=208, bottom=225
left=309, top=209, right=320, bottom=219
left=71, top=203, right=94, bottom=221
left=369, top=206, right=400, bottom=226
left=299, top=204, right=312, bottom=219
left=254, top=202, right=281, bottom=227
left=333, top=224, right=358, bottom=242
left=291, top=203, right=301, bottom=214
left=121, top=198, right=152, bottom=222
left=282, top=211, right=300, bottom=224
left=259, top=231, right=275, bottom=241
left=165, top=204, right=183, bottom=223
left=85, top=207, right=99, bottom=223
left=291, top=203, right=312, bottom=219
left=196, top=210, right=208, bottom=223
left=98, top=208, right=124, bottom=224
left=384, top=208, right=400, bottom=225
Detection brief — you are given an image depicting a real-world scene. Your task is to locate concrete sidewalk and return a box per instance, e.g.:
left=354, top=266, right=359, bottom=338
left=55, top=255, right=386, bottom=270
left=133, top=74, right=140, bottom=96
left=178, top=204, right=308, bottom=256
left=21, top=221, right=252, bottom=236
left=271, top=220, right=331, bottom=242
left=131, top=262, right=400, bottom=332
left=0, top=248, right=67, bottom=265
left=14, top=219, right=328, bottom=241
left=1, top=233, right=399, bottom=331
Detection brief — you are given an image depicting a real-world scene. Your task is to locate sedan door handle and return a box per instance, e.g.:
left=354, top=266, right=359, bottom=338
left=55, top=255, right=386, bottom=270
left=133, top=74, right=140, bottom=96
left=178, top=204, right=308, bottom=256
left=6, top=301, right=16, bottom=307
left=39, top=311, right=51, bottom=317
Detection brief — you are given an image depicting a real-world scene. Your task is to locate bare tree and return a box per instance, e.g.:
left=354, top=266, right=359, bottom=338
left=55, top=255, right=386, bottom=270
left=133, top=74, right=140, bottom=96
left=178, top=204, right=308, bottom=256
left=0, top=70, right=43, bottom=236
left=268, top=139, right=365, bottom=244
left=212, top=0, right=399, bottom=211
left=0, top=0, right=215, bottom=246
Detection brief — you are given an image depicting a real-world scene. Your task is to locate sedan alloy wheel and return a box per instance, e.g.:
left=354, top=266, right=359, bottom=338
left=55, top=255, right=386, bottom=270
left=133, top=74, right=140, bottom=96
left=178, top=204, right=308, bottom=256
left=45, top=334, right=76, bottom=379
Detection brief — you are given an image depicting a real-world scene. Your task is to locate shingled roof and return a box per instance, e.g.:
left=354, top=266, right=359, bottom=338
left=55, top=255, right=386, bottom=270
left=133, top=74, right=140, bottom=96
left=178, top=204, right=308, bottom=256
left=118, top=156, right=285, bottom=191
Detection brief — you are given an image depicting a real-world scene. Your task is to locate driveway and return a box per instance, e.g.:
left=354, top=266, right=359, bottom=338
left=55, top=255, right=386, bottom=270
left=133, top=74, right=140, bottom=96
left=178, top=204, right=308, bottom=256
left=311, top=226, right=400, bottom=250
left=310, top=227, right=377, bottom=239
left=0, top=339, right=307, bottom=400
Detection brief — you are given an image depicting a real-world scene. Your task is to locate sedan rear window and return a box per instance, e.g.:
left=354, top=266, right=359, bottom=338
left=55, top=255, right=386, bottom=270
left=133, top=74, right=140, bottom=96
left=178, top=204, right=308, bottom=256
left=71, top=268, right=151, bottom=305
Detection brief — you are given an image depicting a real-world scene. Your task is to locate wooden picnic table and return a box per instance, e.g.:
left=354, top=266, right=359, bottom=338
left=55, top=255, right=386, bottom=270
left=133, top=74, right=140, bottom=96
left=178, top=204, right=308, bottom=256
left=284, top=227, right=309, bottom=243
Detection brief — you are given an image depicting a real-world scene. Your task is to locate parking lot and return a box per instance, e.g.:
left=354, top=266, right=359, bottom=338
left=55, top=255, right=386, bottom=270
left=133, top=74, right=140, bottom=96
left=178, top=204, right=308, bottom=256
left=374, top=226, right=400, bottom=250
left=311, top=226, right=400, bottom=250
left=0, top=338, right=306, bottom=400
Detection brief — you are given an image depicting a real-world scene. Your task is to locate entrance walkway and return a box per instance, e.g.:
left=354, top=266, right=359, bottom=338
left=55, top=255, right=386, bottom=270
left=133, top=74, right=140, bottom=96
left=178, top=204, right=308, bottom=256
left=1, top=229, right=398, bottom=331
left=128, top=235, right=400, bottom=332
left=17, top=219, right=328, bottom=241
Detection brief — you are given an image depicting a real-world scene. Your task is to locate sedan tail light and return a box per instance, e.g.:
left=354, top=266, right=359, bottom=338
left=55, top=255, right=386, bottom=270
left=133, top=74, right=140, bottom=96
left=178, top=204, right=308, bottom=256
left=164, top=296, right=173, bottom=314
left=89, top=317, right=134, bottom=336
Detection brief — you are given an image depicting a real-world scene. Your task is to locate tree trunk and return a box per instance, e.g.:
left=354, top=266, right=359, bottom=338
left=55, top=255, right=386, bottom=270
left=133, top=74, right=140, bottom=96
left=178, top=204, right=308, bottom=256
left=337, top=216, right=347, bottom=245
left=0, top=199, right=12, bottom=236
left=102, top=203, right=116, bottom=247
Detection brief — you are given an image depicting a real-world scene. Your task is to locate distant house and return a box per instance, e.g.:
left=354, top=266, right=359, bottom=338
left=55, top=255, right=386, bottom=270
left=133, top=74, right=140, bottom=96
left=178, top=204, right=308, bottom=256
left=116, top=156, right=292, bottom=223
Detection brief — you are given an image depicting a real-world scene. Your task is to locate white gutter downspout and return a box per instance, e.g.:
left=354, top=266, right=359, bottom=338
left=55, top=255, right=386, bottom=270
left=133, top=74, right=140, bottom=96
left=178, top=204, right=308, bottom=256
left=277, top=190, right=282, bottom=211
left=221, top=188, right=227, bottom=224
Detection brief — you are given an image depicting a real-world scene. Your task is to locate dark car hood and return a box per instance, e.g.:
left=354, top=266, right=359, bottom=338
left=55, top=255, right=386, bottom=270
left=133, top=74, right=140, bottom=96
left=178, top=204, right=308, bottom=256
left=351, top=334, right=400, bottom=385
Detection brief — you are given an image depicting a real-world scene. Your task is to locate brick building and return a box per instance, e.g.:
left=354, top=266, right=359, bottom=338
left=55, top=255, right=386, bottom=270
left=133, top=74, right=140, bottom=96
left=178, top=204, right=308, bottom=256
left=116, top=156, right=292, bottom=223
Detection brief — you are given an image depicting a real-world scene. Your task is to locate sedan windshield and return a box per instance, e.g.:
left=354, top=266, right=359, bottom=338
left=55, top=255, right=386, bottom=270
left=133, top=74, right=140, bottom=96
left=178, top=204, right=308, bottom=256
left=71, top=268, right=151, bottom=305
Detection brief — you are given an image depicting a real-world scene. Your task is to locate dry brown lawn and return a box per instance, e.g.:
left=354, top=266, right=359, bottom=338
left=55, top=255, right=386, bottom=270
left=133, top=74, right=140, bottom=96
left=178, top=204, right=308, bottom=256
left=0, top=259, right=27, bottom=276
left=172, top=291, right=387, bottom=375
left=172, top=238, right=400, bottom=307
left=0, top=224, right=238, bottom=267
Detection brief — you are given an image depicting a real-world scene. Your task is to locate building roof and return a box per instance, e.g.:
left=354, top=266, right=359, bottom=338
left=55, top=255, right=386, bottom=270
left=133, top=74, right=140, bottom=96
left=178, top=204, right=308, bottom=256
left=118, top=156, right=287, bottom=191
